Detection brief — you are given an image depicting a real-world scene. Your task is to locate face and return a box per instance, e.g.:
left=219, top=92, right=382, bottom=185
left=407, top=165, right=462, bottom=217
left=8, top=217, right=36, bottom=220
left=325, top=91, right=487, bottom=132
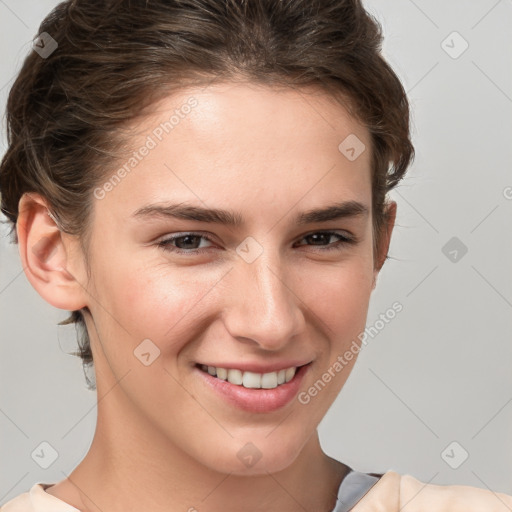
left=62, top=82, right=393, bottom=475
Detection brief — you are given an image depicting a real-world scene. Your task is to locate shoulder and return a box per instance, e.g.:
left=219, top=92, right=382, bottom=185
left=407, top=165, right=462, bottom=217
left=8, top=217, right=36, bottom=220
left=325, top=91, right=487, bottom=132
left=0, top=490, right=32, bottom=512
left=0, top=483, right=79, bottom=512
left=352, top=470, right=512, bottom=511
left=399, top=472, right=512, bottom=511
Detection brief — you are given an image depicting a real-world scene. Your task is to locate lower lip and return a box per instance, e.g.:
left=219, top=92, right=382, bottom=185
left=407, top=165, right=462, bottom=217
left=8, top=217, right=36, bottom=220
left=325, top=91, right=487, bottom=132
left=195, top=364, right=311, bottom=413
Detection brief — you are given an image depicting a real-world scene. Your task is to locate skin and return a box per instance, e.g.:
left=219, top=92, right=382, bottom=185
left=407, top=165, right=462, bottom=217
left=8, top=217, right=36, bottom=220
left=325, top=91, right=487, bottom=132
left=17, top=81, right=396, bottom=512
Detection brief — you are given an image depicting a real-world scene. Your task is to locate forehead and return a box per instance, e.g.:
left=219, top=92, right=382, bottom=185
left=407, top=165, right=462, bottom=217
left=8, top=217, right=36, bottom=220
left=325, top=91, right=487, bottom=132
left=95, top=81, right=373, bottom=226
left=148, top=81, right=369, bottom=156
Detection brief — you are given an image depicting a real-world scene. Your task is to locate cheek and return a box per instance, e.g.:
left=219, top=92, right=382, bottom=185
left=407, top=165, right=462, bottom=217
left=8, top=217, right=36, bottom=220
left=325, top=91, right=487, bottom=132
left=90, top=239, right=374, bottom=360
left=300, top=258, right=374, bottom=330
left=100, top=260, right=224, bottom=350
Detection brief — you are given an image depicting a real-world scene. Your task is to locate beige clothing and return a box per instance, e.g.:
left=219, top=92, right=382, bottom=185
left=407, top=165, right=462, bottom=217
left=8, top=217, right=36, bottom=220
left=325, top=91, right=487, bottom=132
left=2, top=470, right=512, bottom=511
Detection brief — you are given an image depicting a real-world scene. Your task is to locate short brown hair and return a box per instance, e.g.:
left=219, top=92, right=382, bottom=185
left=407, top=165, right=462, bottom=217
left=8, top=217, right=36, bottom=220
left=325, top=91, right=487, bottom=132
left=0, top=0, right=414, bottom=388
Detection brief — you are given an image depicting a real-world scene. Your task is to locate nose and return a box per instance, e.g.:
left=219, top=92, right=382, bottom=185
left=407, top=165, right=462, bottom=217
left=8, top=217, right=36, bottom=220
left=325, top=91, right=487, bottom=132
left=222, top=248, right=306, bottom=352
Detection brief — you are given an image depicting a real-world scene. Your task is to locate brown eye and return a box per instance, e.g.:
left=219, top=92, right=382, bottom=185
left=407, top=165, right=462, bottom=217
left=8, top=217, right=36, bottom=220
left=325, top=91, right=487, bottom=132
left=294, top=231, right=357, bottom=251
left=157, top=233, right=216, bottom=254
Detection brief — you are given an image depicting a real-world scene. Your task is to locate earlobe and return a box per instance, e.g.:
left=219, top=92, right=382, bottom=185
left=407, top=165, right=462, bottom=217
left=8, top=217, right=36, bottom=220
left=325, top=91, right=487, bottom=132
left=16, top=192, right=88, bottom=311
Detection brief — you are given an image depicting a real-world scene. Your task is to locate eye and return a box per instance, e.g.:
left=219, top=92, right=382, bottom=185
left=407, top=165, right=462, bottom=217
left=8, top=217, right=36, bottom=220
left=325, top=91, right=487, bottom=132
left=157, top=232, right=216, bottom=254
left=156, top=230, right=358, bottom=256
left=294, top=231, right=357, bottom=251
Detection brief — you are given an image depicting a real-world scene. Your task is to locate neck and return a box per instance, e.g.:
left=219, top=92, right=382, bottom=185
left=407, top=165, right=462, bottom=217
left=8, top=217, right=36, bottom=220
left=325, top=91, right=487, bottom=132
left=49, top=381, right=349, bottom=512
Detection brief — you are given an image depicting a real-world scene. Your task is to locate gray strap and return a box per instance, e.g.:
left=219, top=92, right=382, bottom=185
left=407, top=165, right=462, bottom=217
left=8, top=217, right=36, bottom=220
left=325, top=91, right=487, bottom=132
left=331, top=469, right=383, bottom=512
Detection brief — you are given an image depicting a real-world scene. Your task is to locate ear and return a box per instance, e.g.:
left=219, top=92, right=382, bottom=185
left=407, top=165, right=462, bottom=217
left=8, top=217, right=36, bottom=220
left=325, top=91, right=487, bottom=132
left=16, top=192, right=89, bottom=311
left=372, top=200, right=397, bottom=290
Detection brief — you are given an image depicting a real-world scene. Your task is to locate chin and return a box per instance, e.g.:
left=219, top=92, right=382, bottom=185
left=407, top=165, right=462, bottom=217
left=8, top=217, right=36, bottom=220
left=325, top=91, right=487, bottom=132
left=198, top=433, right=307, bottom=476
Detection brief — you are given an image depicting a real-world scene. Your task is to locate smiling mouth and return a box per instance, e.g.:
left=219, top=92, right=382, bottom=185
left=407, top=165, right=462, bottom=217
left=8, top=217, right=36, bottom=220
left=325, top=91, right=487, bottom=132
left=195, top=363, right=310, bottom=389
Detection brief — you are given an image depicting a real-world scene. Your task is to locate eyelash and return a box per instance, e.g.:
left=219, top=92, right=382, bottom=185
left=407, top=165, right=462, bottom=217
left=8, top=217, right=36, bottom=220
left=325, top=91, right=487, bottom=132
left=156, top=230, right=357, bottom=255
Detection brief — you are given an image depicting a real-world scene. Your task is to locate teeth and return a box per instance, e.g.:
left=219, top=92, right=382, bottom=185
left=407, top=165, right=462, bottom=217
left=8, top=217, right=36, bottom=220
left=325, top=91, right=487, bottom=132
left=199, top=364, right=300, bottom=389
left=242, top=371, right=261, bottom=389
left=216, top=367, right=228, bottom=380
left=285, top=367, right=296, bottom=382
left=261, top=372, right=278, bottom=389
left=227, top=368, right=243, bottom=385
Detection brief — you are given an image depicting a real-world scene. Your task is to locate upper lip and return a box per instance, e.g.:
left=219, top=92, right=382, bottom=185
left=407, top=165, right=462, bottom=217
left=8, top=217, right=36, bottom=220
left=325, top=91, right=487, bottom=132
left=196, top=360, right=312, bottom=374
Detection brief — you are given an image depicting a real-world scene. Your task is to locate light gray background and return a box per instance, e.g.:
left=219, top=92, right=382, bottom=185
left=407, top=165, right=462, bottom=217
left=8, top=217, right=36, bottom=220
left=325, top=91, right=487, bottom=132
left=1, top=0, right=511, bottom=505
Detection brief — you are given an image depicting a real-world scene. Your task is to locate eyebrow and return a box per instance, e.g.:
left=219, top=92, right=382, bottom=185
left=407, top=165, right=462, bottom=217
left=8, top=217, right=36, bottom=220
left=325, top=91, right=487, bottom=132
left=132, top=200, right=369, bottom=226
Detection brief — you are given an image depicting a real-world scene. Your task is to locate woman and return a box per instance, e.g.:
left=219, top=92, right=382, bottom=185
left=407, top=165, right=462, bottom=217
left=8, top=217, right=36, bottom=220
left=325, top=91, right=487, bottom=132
left=1, top=0, right=511, bottom=511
